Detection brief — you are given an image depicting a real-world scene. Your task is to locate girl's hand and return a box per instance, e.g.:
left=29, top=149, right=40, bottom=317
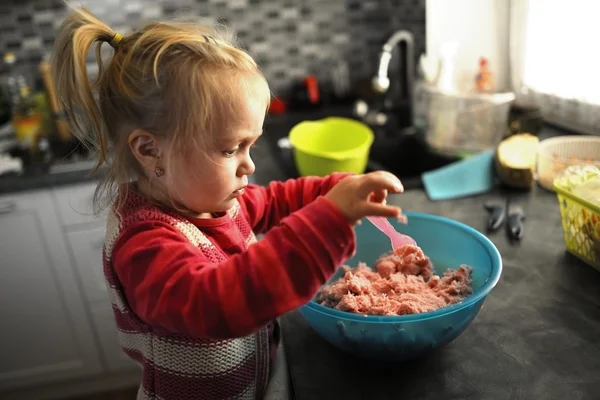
left=325, top=171, right=404, bottom=225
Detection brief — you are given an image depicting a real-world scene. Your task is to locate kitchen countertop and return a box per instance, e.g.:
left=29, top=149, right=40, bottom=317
left=0, top=106, right=334, bottom=195
left=0, top=106, right=328, bottom=195
left=0, top=133, right=285, bottom=195
left=0, top=104, right=454, bottom=195
left=0, top=159, right=107, bottom=195
left=2, top=107, right=599, bottom=399
left=0, top=105, right=577, bottom=195
left=280, top=184, right=600, bottom=400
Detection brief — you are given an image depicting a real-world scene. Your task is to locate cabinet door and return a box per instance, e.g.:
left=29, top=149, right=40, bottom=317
left=0, top=190, right=102, bottom=392
left=90, top=303, right=140, bottom=373
left=66, top=227, right=138, bottom=373
left=66, top=227, right=109, bottom=304
left=52, top=181, right=105, bottom=227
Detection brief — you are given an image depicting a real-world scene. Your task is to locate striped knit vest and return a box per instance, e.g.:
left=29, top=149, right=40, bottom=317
left=102, top=192, right=270, bottom=400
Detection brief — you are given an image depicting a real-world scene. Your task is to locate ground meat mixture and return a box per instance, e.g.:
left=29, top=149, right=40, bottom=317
left=316, top=245, right=473, bottom=316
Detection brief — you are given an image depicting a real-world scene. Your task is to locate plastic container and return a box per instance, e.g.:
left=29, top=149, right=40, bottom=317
left=553, top=165, right=600, bottom=271
left=422, top=148, right=495, bottom=200
left=299, top=212, right=502, bottom=361
left=288, top=117, right=374, bottom=177
left=412, top=81, right=515, bottom=156
left=537, top=136, right=600, bottom=191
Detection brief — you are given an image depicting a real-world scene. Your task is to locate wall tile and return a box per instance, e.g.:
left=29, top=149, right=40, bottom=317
left=0, top=0, right=425, bottom=95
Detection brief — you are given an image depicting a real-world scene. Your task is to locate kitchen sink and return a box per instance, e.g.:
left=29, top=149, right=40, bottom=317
left=262, top=106, right=459, bottom=190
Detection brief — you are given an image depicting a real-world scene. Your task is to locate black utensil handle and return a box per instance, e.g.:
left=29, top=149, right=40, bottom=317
left=507, top=213, right=525, bottom=241
left=486, top=205, right=506, bottom=232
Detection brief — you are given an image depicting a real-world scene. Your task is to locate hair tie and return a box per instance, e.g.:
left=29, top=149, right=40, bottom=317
left=109, top=32, right=122, bottom=48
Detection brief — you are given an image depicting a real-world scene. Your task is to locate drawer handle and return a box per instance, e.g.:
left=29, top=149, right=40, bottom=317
left=0, top=202, right=16, bottom=214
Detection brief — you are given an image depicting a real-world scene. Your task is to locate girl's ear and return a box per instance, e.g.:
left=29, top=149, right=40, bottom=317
left=128, top=129, right=164, bottom=175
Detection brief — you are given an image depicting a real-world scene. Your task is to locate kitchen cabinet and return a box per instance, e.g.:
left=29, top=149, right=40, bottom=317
left=66, top=226, right=110, bottom=304
left=66, top=226, right=139, bottom=372
left=89, top=303, right=139, bottom=373
left=52, top=181, right=107, bottom=227
left=56, top=182, right=138, bottom=374
left=0, top=189, right=103, bottom=392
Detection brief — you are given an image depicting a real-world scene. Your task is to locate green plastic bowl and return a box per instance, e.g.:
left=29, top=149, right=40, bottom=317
left=288, top=117, right=375, bottom=177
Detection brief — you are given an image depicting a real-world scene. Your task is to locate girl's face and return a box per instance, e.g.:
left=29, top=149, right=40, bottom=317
left=161, top=88, right=266, bottom=217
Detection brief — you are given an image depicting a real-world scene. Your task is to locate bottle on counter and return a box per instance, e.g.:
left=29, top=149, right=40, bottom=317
left=39, top=60, right=72, bottom=143
left=1, top=52, right=27, bottom=109
left=0, top=87, right=10, bottom=127
left=475, top=57, right=495, bottom=93
left=12, top=84, right=44, bottom=151
left=2, top=52, right=46, bottom=153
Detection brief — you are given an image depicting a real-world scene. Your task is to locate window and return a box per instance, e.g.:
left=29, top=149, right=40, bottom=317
left=522, top=0, right=600, bottom=105
left=511, top=0, right=600, bottom=133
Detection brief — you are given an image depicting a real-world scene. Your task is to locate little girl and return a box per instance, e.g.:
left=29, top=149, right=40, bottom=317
left=53, top=6, right=404, bottom=400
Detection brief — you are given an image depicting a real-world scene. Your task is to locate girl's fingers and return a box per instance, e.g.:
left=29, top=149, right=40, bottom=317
left=369, top=189, right=388, bottom=204
left=373, top=171, right=404, bottom=193
left=358, top=173, right=403, bottom=197
left=360, top=202, right=402, bottom=218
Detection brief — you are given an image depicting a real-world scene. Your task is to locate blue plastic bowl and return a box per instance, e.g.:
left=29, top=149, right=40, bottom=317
left=299, top=212, right=502, bottom=361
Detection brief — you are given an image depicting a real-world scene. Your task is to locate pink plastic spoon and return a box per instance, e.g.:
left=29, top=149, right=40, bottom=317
left=366, top=216, right=417, bottom=250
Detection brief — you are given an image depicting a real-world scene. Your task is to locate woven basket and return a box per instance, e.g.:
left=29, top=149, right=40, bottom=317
left=553, top=175, right=600, bottom=272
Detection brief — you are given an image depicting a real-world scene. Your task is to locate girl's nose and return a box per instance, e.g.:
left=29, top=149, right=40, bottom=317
left=239, top=154, right=255, bottom=176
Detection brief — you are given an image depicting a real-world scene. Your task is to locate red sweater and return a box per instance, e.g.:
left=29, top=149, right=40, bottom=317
left=108, top=173, right=355, bottom=398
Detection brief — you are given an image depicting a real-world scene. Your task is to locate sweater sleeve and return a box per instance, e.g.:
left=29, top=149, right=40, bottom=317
left=238, top=172, right=352, bottom=234
left=111, top=196, right=355, bottom=340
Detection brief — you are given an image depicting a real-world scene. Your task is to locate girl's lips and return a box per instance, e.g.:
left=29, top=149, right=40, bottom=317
left=232, top=187, right=246, bottom=197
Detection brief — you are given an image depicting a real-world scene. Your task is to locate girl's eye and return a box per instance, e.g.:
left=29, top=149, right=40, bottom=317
left=222, top=147, right=239, bottom=157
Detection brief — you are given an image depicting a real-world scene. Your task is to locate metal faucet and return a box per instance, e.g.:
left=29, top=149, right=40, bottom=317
left=371, top=30, right=415, bottom=128
left=372, top=30, right=414, bottom=93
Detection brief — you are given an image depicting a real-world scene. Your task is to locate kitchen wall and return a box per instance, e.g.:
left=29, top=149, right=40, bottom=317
left=0, top=0, right=426, bottom=96
left=426, top=0, right=510, bottom=91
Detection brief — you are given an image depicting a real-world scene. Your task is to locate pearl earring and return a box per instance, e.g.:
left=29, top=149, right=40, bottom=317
left=155, top=167, right=165, bottom=177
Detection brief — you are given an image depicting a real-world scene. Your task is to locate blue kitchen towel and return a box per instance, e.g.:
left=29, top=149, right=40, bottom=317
left=422, top=148, right=495, bottom=200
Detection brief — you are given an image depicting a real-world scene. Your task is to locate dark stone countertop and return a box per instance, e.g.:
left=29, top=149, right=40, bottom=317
left=0, top=105, right=578, bottom=195
left=0, top=132, right=285, bottom=196
left=0, top=158, right=107, bottom=195
left=280, top=185, right=600, bottom=400
left=0, top=107, right=328, bottom=195
left=3, top=106, right=599, bottom=399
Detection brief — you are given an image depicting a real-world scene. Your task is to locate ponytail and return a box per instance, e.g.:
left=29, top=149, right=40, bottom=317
left=52, top=4, right=119, bottom=172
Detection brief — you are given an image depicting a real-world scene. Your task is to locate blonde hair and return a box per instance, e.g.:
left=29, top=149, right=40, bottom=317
left=52, top=4, right=270, bottom=213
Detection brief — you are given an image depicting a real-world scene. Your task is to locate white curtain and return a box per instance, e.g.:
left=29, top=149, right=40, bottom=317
left=510, top=0, right=600, bottom=135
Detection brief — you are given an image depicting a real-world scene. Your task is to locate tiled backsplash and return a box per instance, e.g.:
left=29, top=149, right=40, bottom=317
left=0, top=0, right=425, bottom=95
